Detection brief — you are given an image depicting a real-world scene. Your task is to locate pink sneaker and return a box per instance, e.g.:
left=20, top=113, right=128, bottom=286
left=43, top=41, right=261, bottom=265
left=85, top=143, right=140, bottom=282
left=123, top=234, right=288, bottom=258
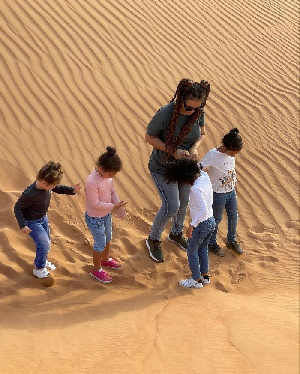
left=90, top=269, right=112, bottom=283
left=101, top=257, right=123, bottom=270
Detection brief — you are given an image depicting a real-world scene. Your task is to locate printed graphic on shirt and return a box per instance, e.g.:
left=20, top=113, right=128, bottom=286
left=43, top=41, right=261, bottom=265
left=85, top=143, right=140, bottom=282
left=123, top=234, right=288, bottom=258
left=218, top=168, right=236, bottom=191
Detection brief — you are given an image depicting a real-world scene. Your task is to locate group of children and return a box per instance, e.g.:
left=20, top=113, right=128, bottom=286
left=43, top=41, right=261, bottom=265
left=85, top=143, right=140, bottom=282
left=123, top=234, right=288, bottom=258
left=14, top=129, right=243, bottom=288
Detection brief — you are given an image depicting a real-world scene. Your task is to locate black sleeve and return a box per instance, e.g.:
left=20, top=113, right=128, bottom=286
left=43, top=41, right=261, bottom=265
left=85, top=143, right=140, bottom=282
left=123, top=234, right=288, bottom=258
left=14, top=194, right=32, bottom=229
left=52, top=184, right=76, bottom=195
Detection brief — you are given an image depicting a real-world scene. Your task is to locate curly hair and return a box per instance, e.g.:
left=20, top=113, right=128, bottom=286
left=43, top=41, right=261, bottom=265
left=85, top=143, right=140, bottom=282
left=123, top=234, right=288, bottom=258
left=165, top=79, right=210, bottom=155
left=223, top=128, right=243, bottom=151
left=96, top=146, right=122, bottom=172
left=164, top=158, right=202, bottom=185
left=37, top=161, right=63, bottom=184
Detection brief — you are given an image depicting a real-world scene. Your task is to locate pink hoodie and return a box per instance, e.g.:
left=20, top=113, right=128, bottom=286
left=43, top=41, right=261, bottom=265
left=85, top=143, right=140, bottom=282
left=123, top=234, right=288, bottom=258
left=85, top=169, right=119, bottom=218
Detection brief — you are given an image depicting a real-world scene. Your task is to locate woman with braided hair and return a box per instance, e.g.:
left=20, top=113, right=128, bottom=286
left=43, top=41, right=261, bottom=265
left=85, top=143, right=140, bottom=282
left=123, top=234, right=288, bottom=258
left=145, top=78, right=210, bottom=262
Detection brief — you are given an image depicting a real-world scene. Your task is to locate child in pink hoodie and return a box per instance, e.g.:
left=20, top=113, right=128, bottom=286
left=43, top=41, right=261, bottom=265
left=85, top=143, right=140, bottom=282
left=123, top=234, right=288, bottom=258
left=85, top=146, right=127, bottom=283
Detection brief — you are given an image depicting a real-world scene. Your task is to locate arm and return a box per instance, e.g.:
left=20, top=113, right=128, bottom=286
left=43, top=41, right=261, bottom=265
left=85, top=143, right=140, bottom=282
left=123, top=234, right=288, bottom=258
left=200, top=149, right=212, bottom=171
left=52, top=184, right=77, bottom=195
left=189, top=127, right=206, bottom=160
left=111, top=181, right=127, bottom=218
left=145, top=133, right=189, bottom=159
left=14, top=194, right=32, bottom=232
left=190, top=187, right=209, bottom=227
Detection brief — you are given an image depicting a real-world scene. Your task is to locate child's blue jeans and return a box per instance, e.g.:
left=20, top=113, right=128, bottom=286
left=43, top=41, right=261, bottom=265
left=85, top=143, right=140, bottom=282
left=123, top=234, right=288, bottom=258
left=85, top=212, right=112, bottom=252
left=209, top=189, right=238, bottom=245
left=26, top=215, right=51, bottom=269
left=187, top=216, right=216, bottom=279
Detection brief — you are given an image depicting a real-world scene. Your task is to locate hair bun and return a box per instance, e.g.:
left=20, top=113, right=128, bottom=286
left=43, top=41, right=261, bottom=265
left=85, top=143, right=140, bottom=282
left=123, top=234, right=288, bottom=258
left=106, top=146, right=116, bottom=156
left=230, top=127, right=239, bottom=134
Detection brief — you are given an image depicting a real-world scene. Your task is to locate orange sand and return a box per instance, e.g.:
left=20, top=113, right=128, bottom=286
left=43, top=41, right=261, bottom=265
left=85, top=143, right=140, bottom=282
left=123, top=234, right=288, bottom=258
left=0, top=1, right=299, bottom=373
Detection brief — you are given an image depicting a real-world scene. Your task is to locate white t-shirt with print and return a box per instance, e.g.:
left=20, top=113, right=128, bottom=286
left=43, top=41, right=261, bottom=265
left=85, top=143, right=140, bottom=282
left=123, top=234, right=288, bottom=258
left=200, top=148, right=236, bottom=193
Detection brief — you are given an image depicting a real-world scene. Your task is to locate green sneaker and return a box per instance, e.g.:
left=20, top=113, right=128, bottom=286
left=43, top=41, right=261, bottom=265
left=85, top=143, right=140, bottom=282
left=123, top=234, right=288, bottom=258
left=146, top=237, right=164, bottom=262
left=167, top=232, right=188, bottom=250
left=226, top=241, right=243, bottom=255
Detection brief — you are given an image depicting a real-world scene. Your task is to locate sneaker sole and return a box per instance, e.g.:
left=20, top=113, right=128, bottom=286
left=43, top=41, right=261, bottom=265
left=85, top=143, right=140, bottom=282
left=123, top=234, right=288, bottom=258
left=145, top=240, right=164, bottom=262
left=33, top=273, right=50, bottom=279
left=167, top=235, right=187, bottom=250
left=45, top=265, right=56, bottom=271
left=101, top=264, right=123, bottom=270
left=178, top=282, right=203, bottom=289
left=90, top=272, right=112, bottom=283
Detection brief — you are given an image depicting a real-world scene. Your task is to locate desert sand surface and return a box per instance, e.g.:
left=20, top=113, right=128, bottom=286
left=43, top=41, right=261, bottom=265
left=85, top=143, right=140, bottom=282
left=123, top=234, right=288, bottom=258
left=0, top=1, right=299, bottom=373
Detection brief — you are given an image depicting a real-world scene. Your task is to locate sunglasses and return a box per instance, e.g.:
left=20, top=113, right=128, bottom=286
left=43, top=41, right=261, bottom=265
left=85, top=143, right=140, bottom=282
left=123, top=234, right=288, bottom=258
left=183, top=101, right=203, bottom=112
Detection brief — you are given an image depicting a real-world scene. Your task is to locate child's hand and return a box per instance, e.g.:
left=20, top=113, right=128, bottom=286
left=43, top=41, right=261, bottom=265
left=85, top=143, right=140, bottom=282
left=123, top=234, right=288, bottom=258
left=74, top=181, right=81, bottom=193
left=186, top=224, right=193, bottom=238
left=21, top=226, right=31, bottom=234
left=114, top=201, right=127, bottom=210
left=117, top=206, right=126, bottom=219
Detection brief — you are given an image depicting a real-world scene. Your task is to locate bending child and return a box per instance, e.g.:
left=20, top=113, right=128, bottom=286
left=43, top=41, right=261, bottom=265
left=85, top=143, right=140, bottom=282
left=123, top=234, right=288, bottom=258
left=14, top=161, right=81, bottom=278
left=164, top=158, right=215, bottom=288
left=201, top=128, right=243, bottom=256
left=84, top=146, right=127, bottom=284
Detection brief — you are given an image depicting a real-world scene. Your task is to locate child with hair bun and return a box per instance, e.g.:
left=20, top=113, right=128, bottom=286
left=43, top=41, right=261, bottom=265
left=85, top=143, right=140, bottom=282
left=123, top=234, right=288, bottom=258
left=201, top=128, right=244, bottom=256
left=85, top=146, right=127, bottom=283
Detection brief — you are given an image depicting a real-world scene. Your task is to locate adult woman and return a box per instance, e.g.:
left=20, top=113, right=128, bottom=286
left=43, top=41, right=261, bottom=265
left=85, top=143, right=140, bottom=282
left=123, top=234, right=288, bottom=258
left=145, top=78, right=210, bottom=262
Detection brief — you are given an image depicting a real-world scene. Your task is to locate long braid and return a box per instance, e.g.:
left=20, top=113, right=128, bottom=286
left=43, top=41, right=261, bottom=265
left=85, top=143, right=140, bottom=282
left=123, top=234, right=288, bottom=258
left=165, top=79, right=210, bottom=155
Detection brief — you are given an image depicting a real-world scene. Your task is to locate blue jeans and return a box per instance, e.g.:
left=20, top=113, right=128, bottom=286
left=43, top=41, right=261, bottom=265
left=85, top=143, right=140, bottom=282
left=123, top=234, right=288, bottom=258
left=187, top=216, right=216, bottom=279
left=85, top=212, right=112, bottom=252
left=149, top=171, right=191, bottom=240
left=26, top=215, right=51, bottom=269
left=209, top=189, right=238, bottom=245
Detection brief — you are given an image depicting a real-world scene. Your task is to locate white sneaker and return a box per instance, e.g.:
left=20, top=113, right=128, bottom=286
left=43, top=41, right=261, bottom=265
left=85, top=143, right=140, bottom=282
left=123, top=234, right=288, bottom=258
left=200, top=275, right=210, bottom=285
left=45, top=261, right=56, bottom=271
left=179, top=277, right=203, bottom=288
left=33, top=267, right=49, bottom=278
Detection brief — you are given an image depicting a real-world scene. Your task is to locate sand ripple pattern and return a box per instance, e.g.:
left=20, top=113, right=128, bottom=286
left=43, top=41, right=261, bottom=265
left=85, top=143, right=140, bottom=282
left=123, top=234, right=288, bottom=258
left=0, top=0, right=299, bottom=291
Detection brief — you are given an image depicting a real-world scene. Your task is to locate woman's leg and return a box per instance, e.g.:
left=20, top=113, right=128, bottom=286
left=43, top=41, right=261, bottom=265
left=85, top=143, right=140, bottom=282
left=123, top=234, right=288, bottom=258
left=149, top=172, right=181, bottom=240
left=171, top=182, right=191, bottom=234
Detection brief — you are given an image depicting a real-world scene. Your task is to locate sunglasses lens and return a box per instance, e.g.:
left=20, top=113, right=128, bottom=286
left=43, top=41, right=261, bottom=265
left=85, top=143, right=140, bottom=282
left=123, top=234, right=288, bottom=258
left=184, top=101, right=203, bottom=112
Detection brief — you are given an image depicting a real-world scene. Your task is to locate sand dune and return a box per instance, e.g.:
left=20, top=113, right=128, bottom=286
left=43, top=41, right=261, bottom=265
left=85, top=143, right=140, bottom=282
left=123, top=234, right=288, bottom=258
left=0, top=0, right=299, bottom=373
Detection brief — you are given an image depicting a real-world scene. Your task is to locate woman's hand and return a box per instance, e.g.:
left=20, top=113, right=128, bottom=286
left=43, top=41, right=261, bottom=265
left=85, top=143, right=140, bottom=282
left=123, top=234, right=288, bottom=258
left=173, top=149, right=190, bottom=159
left=21, top=226, right=31, bottom=234
left=189, top=146, right=199, bottom=160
